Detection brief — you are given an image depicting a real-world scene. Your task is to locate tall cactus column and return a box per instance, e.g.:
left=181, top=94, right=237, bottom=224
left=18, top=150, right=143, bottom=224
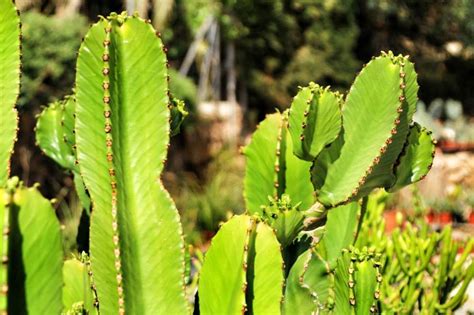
left=75, top=13, right=188, bottom=314
left=0, top=0, right=20, bottom=186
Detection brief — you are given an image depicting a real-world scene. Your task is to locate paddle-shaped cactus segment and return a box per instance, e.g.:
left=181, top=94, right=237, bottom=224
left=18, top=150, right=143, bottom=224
left=282, top=250, right=317, bottom=314
left=288, top=83, right=342, bottom=161
left=63, top=258, right=98, bottom=314
left=314, top=53, right=422, bottom=207
left=0, top=0, right=20, bottom=187
left=199, top=215, right=252, bottom=314
left=333, top=248, right=381, bottom=314
left=389, top=123, right=435, bottom=192
left=0, top=180, right=63, bottom=314
left=75, top=13, right=187, bottom=314
left=243, top=112, right=314, bottom=214
left=251, top=222, right=284, bottom=314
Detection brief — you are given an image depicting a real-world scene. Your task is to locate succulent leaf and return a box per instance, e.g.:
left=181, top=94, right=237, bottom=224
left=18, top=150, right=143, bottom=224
left=0, top=0, right=20, bottom=186
left=75, top=15, right=187, bottom=314
left=288, top=83, right=342, bottom=161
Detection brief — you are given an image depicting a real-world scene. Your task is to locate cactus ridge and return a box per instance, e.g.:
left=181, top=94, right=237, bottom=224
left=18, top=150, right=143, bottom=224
left=100, top=19, right=126, bottom=313
left=0, top=187, right=13, bottom=313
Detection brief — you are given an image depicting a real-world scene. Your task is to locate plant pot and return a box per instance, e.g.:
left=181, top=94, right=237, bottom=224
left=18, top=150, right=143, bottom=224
left=468, top=211, right=474, bottom=224
left=439, top=212, right=452, bottom=224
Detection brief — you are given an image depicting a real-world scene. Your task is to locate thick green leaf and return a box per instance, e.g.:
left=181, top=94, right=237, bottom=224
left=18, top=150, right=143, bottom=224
left=75, top=15, right=187, bottom=314
left=244, top=112, right=314, bottom=214
left=63, top=258, right=97, bottom=314
left=199, top=215, right=253, bottom=315
left=2, top=185, right=63, bottom=314
left=36, top=101, right=76, bottom=170
left=317, top=55, right=404, bottom=206
left=252, top=222, right=284, bottom=315
left=389, top=123, right=435, bottom=192
left=288, top=84, right=342, bottom=161
left=283, top=250, right=316, bottom=314
left=0, top=0, right=20, bottom=186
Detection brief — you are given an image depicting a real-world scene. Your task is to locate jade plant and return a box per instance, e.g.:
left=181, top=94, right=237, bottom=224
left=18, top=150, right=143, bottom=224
left=1, top=0, right=471, bottom=314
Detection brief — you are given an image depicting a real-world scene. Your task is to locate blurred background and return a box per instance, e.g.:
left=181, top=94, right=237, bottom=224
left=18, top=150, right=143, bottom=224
left=10, top=0, right=474, bottom=247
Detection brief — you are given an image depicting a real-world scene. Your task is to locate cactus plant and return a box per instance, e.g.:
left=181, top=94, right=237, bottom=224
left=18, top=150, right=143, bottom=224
left=74, top=13, right=188, bottom=314
left=0, top=0, right=20, bottom=187
left=0, top=178, right=63, bottom=314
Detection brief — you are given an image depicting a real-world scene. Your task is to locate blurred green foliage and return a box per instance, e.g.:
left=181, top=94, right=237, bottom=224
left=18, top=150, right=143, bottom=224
left=20, top=11, right=87, bottom=108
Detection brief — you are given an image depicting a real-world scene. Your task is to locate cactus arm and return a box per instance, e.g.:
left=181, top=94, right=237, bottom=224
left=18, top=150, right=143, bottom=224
left=317, top=55, right=405, bottom=206
left=199, top=215, right=253, bottom=314
left=244, top=112, right=313, bottom=214
left=389, top=123, right=435, bottom=192
left=243, top=113, right=284, bottom=214
left=251, top=222, right=284, bottom=315
left=282, top=250, right=317, bottom=314
left=75, top=15, right=187, bottom=314
left=5, top=185, right=63, bottom=314
left=288, top=84, right=342, bottom=161
left=0, top=189, right=10, bottom=312
left=63, top=258, right=97, bottom=314
left=36, top=101, right=77, bottom=170
left=353, top=257, right=379, bottom=314
left=0, top=0, right=20, bottom=186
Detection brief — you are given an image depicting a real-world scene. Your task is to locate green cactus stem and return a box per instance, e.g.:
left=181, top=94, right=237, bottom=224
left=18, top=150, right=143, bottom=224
left=0, top=0, right=20, bottom=187
left=63, top=256, right=98, bottom=314
left=199, top=215, right=284, bottom=315
left=0, top=178, right=63, bottom=314
left=75, top=13, right=188, bottom=314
